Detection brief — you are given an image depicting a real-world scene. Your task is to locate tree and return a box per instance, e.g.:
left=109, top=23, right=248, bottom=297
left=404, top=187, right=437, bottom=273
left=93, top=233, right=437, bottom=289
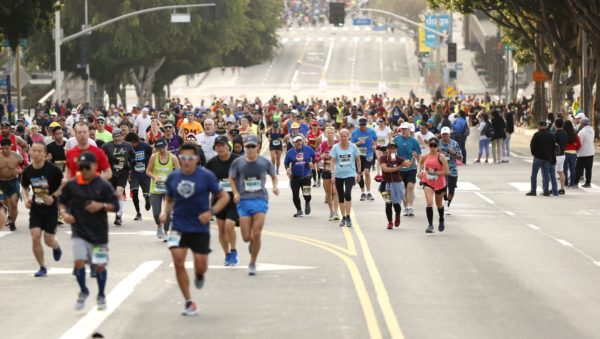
left=369, top=0, right=427, bottom=23
left=0, top=0, right=57, bottom=52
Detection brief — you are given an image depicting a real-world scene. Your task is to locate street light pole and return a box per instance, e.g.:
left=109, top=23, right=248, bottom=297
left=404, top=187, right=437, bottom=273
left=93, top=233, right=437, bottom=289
left=54, top=6, right=61, bottom=104
left=84, top=0, right=90, bottom=104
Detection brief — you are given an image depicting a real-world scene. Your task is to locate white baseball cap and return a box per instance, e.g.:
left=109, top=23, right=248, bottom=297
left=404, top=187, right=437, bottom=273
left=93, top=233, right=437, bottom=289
left=292, top=135, right=303, bottom=142
left=400, top=122, right=410, bottom=129
left=440, top=126, right=452, bottom=134
left=574, top=112, right=586, bottom=119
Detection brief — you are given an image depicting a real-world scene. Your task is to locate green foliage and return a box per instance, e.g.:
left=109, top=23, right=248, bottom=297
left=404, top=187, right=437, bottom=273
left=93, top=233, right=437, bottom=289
left=0, top=0, right=57, bottom=51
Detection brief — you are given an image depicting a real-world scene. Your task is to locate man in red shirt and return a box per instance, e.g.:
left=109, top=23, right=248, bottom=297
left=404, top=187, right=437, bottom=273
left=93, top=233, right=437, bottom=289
left=65, top=123, right=112, bottom=180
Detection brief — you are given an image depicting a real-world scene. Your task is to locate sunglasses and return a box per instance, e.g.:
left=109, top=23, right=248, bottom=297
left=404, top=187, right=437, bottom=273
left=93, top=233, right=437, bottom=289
left=178, top=155, right=196, bottom=161
left=429, top=143, right=438, bottom=148
left=245, top=144, right=257, bottom=149
left=79, top=164, right=92, bottom=171
left=97, top=121, right=105, bottom=124
left=164, top=126, right=173, bottom=129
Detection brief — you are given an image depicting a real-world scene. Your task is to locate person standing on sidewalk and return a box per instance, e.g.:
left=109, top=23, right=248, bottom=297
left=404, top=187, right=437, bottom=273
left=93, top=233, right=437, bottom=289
left=451, top=111, right=469, bottom=164
left=526, top=121, right=558, bottom=196
left=553, top=119, right=568, bottom=194
left=490, top=110, right=506, bottom=164
left=575, top=118, right=595, bottom=188
left=563, top=120, right=581, bottom=188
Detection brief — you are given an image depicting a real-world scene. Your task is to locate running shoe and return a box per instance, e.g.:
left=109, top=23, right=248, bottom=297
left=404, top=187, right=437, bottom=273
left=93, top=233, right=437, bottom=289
left=156, top=226, right=165, bottom=240
left=439, top=222, right=445, bottom=232
left=339, top=217, right=346, bottom=227
left=582, top=183, right=592, bottom=188
left=145, top=199, right=151, bottom=211
left=248, top=263, right=257, bottom=276
left=75, top=292, right=89, bottom=310
left=34, top=266, right=47, bottom=277
left=305, top=202, right=311, bottom=215
left=90, top=264, right=97, bottom=278
left=558, top=189, right=566, bottom=195
left=8, top=223, right=16, bottom=231
left=394, top=214, right=401, bottom=227
left=366, top=193, right=375, bottom=201
left=360, top=193, right=367, bottom=201
left=224, top=253, right=231, bottom=266
left=97, top=295, right=107, bottom=311
left=293, top=210, right=304, bottom=217
left=229, top=250, right=239, bottom=266
left=407, top=208, right=415, bottom=216
left=445, top=206, right=451, bottom=215
left=525, top=191, right=536, bottom=196
left=181, top=301, right=198, bottom=316
left=134, top=213, right=142, bottom=221
left=333, top=214, right=340, bottom=221
left=57, top=219, right=64, bottom=226
left=53, top=246, right=62, bottom=261
left=114, top=216, right=122, bottom=226
left=426, top=225, right=435, bottom=234
left=402, top=209, right=409, bottom=216
left=346, top=216, right=353, bottom=227
left=312, top=183, right=318, bottom=188
left=387, top=222, right=393, bottom=230
left=194, top=274, right=205, bottom=289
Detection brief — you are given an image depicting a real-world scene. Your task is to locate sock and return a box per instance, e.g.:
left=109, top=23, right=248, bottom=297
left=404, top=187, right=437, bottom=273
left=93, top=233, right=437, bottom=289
left=132, top=190, right=140, bottom=214
left=75, top=267, right=89, bottom=295
left=96, top=269, right=107, bottom=298
left=438, top=208, right=445, bottom=224
left=185, top=300, right=193, bottom=308
left=393, top=203, right=401, bottom=216
left=117, top=200, right=124, bottom=217
left=426, top=207, right=433, bottom=225
left=231, top=249, right=237, bottom=252
left=385, top=203, right=393, bottom=221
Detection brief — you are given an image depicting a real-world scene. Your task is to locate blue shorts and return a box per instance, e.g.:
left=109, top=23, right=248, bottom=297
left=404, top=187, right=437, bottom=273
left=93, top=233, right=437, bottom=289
left=237, top=198, right=269, bottom=217
left=0, top=178, right=19, bottom=201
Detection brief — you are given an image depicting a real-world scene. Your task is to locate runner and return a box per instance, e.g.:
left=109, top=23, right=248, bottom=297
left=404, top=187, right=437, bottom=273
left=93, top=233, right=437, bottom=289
left=102, top=128, right=135, bottom=226
left=418, top=138, right=450, bottom=233
left=330, top=129, right=361, bottom=227
left=373, top=118, right=393, bottom=177
left=163, top=122, right=183, bottom=154
left=65, top=123, right=111, bottom=180
left=205, top=136, right=240, bottom=266
left=317, top=127, right=340, bottom=221
left=228, top=135, right=279, bottom=276
left=0, top=138, right=24, bottom=231
left=284, top=135, right=316, bottom=217
left=393, top=122, right=421, bottom=216
left=20, top=142, right=64, bottom=276
left=124, top=132, right=153, bottom=220
left=307, top=121, right=322, bottom=187
left=439, top=127, right=463, bottom=215
left=196, top=119, right=217, bottom=161
left=379, top=143, right=417, bottom=229
left=267, top=122, right=284, bottom=175
left=146, top=138, right=180, bottom=239
left=58, top=152, right=119, bottom=311
left=351, top=118, right=377, bottom=201
left=46, top=126, right=67, bottom=171
left=160, top=144, right=229, bottom=316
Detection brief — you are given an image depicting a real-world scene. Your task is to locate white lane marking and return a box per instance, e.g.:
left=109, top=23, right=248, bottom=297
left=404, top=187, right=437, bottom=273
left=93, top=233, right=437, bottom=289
left=354, top=26, right=360, bottom=31
left=556, top=239, right=573, bottom=247
left=376, top=37, right=383, bottom=42
left=509, top=182, right=542, bottom=193
left=341, top=36, right=348, bottom=42
left=504, top=211, right=516, bottom=216
left=456, top=181, right=480, bottom=191
left=365, top=36, right=372, bottom=42
left=510, top=152, right=528, bottom=159
left=388, top=37, right=395, bottom=43
left=0, top=231, right=13, bottom=239
left=352, top=36, right=360, bottom=42
left=317, top=37, right=324, bottom=42
left=171, top=262, right=315, bottom=271
left=527, top=224, right=541, bottom=230
left=475, top=192, right=495, bottom=204
left=594, top=262, right=600, bottom=268
left=399, top=37, right=407, bottom=43
left=321, top=41, right=335, bottom=81
left=281, top=37, right=289, bottom=44
left=290, top=70, right=300, bottom=90
left=65, top=231, right=156, bottom=236
left=293, top=37, right=301, bottom=42
left=0, top=267, right=73, bottom=275
left=59, top=261, right=162, bottom=339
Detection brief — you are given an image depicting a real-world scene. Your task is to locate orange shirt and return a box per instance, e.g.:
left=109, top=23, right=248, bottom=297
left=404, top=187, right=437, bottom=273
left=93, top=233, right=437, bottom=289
left=180, top=121, right=204, bottom=136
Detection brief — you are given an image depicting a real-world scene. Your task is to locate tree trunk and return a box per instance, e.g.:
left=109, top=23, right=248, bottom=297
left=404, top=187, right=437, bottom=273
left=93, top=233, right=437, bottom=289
left=118, top=82, right=127, bottom=110
left=106, top=82, right=118, bottom=108
left=153, top=85, right=166, bottom=110
left=129, top=57, right=166, bottom=107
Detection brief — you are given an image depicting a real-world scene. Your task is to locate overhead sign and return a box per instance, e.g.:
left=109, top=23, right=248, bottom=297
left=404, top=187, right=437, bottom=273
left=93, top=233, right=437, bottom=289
left=352, top=18, right=372, bottom=26
left=455, top=62, right=463, bottom=70
left=1, top=39, right=28, bottom=49
left=418, top=26, right=431, bottom=53
left=424, top=14, right=451, bottom=47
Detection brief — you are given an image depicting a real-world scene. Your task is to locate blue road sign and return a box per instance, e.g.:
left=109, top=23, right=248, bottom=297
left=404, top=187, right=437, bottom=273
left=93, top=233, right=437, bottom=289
left=424, top=14, right=451, bottom=47
left=352, top=18, right=372, bottom=26
left=0, top=78, right=6, bottom=87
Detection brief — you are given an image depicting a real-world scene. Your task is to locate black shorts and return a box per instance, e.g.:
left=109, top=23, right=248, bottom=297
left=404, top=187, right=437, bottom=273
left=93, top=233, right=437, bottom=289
left=422, top=182, right=447, bottom=195
left=110, top=172, right=129, bottom=189
left=215, top=201, right=239, bottom=222
left=400, top=170, right=417, bottom=185
left=360, top=156, right=372, bottom=172
left=29, top=208, right=58, bottom=234
left=130, top=173, right=150, bottom=192
left=177, top=232, right=211, bottom=255
left=446, top=176, right=458, bottom=196
left=321, top=170, right=332, bottom=180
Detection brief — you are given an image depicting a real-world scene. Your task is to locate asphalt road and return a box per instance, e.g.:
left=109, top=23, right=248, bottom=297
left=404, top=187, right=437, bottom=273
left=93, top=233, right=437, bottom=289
left=1, top=132, right=600, bottom=339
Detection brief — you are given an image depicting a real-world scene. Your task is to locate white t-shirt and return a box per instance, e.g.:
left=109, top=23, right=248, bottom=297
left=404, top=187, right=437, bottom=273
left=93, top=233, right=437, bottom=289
left=374, top=126, right=392, bottom=146
left=134, top=115, right=152, bottom=140
left=196, top=133, right=218, bottom=160
left=65, top=137, right=97, bottom=151
left=65, top=114, right=78, bottom=129
left=415, top=131, right=435, bottom=155
left=223, top=114, right=236, bottom=124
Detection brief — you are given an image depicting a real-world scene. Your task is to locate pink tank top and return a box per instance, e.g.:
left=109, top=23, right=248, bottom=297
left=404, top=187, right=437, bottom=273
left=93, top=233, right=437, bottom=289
left=421, top=153, right=446, bottom=191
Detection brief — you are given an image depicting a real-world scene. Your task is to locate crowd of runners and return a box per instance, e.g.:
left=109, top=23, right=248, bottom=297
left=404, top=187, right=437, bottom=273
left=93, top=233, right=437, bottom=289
left=0, top=92, right=594, bottom=315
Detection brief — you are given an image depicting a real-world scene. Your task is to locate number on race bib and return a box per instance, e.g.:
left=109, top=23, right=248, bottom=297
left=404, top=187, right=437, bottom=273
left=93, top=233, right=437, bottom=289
left=92, top=246, right=109, bottom=265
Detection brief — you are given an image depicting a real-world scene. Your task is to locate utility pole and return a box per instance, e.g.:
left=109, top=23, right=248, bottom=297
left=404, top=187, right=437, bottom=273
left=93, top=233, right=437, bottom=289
left=507, top=48, right=513, bottom=102
left=581, top=30, right=589, bottom=116
left=84, top=0, right=90, bottom=104
left=54, top=4, right=61, bottom=104
left=16, top=46, right=22, bottom=117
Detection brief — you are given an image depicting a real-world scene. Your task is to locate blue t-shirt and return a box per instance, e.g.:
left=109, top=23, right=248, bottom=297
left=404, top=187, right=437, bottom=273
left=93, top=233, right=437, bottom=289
left=351, top=128, right=377, bottom=159
left=452, top=117, right=467, bottom=134
left=284, top=146, right=315, bottom=177
left=166, top=167, right=222, bottom=233
left=440, top=139, right=462, bottom=177
left=393, top=135, right=421, bottom=171
left=330, top=143, right=360, bottom=179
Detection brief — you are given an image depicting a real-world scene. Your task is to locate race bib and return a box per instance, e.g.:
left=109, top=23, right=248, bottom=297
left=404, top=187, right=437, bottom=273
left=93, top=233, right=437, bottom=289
left=114, top=157, right=124, bottom=171
left=31, top=177, right=50, bottom=205
left=358, top=147, right=367, bottom=156
left=377, top=138, right=385, bottom=145
left=155, top=177, right=167, bottom=193
left=92, top=246, right=109, bottom=265
left=302, top=185, right=311, bottom=195
left=426, top=172, right=439, bottom=181
left=54, top=160, right=66, bottom=171
left=381, top=190, right=391, bottom=203
left=167, top=233, right=181, bottom=248
left=134, top=151, right=145, bottom=172
left=244, top=177, right=261, bottom=192
left=272, top=140, right=281, bottom=146
left=220, top=179, right=233, bottom=192
left=339, top=154, right=351, bottom=166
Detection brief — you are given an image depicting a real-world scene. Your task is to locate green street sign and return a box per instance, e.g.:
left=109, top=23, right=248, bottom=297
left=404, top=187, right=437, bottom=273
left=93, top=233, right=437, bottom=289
left=503, top=44, right=516, bottom=51
left=1, top=39, right=28, bottom=48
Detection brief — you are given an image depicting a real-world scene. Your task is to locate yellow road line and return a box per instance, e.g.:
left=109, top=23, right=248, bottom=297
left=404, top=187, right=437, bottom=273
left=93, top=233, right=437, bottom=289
left=351, top=210, right=406, bottom=339
left=267, top=233, right=382, bottom=339
left=342, top=227, right=357, bottom=256
left=264, top=230, right=356, bottom=257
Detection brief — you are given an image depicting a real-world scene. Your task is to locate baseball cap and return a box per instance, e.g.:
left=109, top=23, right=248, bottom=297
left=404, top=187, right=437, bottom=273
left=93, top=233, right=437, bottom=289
left=581, top=117, right=590, bottom=125
left=311, top=121, right=318, bottom=126
left=428, top=138, right=439, bottom=146
left=78, top=152, right=97, bottom=166
left=163, top=122, right=173, bottom=128
left=291, top=122, right=300, bottom=129
left=49, top=122, right=60, bottom=128
left=96, top=115, right=106, bottom=121
left=154, top=138, right=167, bottom=148
left=292, top=135, right=303, bottom=142
left=214, top=135, right=229, bottom=146
left=1, top=119, right=10, bottom=126
left=575, top=113, right=586, bottom=119
left=142, top=107, right=149, bottom=113
left=440, top=127, right=451, bottom=134
left=112, top=128, right=122, bottom=136
left=244, top=134, right=259, bottom=146
left=358, top=118, right=368, bottom=125
left=400, top=122, right=410, bottom=129
left=230, top=128, right=240, bottom=137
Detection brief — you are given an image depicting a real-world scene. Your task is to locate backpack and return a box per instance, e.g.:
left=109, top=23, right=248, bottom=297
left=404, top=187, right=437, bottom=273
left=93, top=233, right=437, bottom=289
left=484, top=122, right=495, bottom=139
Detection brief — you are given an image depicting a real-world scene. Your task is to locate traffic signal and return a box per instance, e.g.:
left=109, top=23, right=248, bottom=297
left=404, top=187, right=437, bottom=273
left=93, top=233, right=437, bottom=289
left=329, top=3, right=345, bottom=26
left=447, top=42, right=457, bottom=63
left=449, top=70, right=457, bottom=80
